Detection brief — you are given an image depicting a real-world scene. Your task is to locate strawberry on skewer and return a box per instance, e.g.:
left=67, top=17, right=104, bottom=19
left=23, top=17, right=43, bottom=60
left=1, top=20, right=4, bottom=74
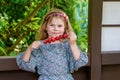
left=43, top=34, right=68, bottom=44
left=55, top=36, right=59, bottom=40
left=51, top=37, right=56, bottom=42
left=43, top=39, right=48, bottom=44
left=63, top=34, right=68, bottom=39
left=47, top=38, right=51, bottom=43
left=58, top=35, right=63, bottom=39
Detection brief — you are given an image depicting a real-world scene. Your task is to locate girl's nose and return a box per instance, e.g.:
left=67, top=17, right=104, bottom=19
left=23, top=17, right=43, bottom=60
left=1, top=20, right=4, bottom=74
left=54, top=26, right=58, bottom=31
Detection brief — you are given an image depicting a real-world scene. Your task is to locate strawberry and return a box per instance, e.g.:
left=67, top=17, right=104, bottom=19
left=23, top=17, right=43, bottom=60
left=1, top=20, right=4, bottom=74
left=55, top=36, right=59, bottom=40
left=43, top=39, right=48, bottom=44
left=47, top=38, right=51, bottom=43
left=51, top=37, right=56, bottom=42
left=63, top=34, right=68, bottom=38
left=58, top=35, right=63, bottom=39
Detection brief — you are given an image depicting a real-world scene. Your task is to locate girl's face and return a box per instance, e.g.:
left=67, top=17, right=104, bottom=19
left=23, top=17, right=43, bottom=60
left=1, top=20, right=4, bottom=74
left=46, top=17, right=65, bottom=38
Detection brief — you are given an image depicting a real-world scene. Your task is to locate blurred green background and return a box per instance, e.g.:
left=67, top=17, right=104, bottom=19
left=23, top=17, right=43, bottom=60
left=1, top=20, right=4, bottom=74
left=0, top=0, right=88, bottom=56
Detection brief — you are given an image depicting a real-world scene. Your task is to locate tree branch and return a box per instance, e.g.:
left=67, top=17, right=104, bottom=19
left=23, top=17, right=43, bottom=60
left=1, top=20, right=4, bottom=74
left=3, top=0, right=49, bottom=40
left=15, top=0, right=49, bottom=31
left=6, top=28, right=37, bottom=54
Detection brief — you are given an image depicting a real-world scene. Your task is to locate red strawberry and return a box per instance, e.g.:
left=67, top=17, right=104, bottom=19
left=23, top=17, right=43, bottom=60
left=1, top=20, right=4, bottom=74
left=58, top=35, right=63, bottom=39
left=55, top=36, right=59, bottom=40
left=47, top=38, right=52, bottom=43
left=63, top=34, right=68, bottom=38
left=43, top=39, right=48, bottom=44
left=51, top=37, right=56, bottom=42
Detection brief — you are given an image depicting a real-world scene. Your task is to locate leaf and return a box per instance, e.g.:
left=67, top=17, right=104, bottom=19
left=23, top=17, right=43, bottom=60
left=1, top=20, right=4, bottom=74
left=0, top=47, right=7, bottom=56
left=31, top=17, right=40, bottom=21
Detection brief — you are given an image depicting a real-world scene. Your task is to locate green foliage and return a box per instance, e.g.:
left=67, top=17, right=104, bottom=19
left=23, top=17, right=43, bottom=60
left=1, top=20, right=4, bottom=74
left=0, top=0, right=88, bottom=56
left=53, top=0, right=88, bottom=52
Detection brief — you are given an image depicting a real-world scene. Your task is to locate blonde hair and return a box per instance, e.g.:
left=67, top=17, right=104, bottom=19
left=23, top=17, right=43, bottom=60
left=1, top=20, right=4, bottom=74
left=37, top=9, right=73, bottom=40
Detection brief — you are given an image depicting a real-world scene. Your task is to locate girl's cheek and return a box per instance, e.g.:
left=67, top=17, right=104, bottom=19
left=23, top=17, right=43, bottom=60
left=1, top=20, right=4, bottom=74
left=49, top=26, right=54, bottom=30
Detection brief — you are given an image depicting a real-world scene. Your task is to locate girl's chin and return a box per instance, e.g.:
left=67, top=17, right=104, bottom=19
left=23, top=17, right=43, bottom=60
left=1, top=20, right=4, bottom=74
left=50, top=36, right=58, bottom=38
left=51, top=34, right=61, bottom=37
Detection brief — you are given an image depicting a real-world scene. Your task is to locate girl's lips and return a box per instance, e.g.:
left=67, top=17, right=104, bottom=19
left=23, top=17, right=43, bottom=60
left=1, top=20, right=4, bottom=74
left=52, top=32, right=59, bottom=34
left=52, top=33, right=61, bottom=36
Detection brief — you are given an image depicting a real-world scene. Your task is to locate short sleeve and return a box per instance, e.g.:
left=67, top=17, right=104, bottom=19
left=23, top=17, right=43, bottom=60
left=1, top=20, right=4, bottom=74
left=67, top=43, right=88, bottom=73
left=16, top=49, right=39, bottom=73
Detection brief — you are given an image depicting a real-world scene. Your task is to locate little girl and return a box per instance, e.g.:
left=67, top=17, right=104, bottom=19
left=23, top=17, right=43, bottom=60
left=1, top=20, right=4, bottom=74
left=16, top=9, right=88, bottom=80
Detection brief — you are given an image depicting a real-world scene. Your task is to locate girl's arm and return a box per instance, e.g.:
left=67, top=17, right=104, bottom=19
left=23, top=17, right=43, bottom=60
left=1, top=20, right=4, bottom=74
left=70, top=43, right=80, bottom=60
left=69, top=31, right=80, bottom=60
left=68, top=31, right=88, bottom=72
left=16, top=41, right=41, bottom=72
left=22, top=41, right=41, bottom=62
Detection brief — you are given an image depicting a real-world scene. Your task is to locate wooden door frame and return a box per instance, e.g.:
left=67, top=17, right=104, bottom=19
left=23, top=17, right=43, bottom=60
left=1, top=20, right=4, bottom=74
left=88, top=0, right=120, bottom=80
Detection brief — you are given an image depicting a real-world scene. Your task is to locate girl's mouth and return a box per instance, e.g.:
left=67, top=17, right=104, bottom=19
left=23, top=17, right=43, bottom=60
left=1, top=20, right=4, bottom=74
left=52, top=32, right=61, bottom=35
left=52, top=32, right=59, bottom=34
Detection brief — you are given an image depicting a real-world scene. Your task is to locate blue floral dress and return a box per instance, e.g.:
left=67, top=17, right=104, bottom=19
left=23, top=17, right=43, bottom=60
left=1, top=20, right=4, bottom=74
left=16, top=40, right=88, bottom=80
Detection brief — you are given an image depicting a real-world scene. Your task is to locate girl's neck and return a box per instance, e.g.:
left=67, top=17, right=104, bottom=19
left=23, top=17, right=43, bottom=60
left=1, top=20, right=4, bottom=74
left=50, top=40, right=61, bottom=44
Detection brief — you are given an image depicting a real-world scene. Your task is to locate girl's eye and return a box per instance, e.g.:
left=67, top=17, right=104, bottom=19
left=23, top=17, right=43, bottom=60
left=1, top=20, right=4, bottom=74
left=58, top=25, right=63, bottom=27
left=50, top=24, right=55, bottom=26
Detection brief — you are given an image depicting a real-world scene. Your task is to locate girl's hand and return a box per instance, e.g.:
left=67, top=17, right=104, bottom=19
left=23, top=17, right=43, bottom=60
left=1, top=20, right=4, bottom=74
left=69, top=31, right=77, bottom=45
left=29, top=41, right=41, bottom=51
left=23, top=41, right=41, bottom=62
